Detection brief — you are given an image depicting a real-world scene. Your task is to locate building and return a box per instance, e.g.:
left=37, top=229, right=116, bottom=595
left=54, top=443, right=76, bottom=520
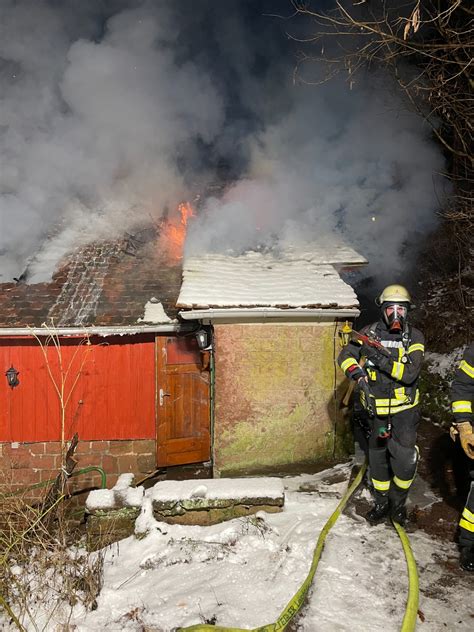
left=0, top=231, right=365, bottom=493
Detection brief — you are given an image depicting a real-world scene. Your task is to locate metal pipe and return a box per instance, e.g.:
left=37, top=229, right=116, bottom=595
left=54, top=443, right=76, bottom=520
left=209, top=346, right=215, bottom=471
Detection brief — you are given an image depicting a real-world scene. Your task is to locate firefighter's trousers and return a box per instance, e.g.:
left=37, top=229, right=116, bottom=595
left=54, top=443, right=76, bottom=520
left=460, top=463, right=474, bottom=549
left=368, top=406, right=420, bottom=506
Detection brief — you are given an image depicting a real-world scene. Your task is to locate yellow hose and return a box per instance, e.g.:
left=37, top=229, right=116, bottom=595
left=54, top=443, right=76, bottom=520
left=392, top=519, right=419, bottom=632
left=178, top=461, right=368, bottom=632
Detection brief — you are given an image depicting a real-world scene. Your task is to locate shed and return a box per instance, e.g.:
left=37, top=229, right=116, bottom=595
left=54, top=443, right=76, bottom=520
left=177, top=244, right=366, bottom=476
left=0, top=233, right=366, bottom=492
left=0, top=229, right=211, bottom=493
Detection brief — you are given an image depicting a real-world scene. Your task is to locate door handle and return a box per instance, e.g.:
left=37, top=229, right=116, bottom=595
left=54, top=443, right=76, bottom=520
left=159, top=388, right=170, bottom=406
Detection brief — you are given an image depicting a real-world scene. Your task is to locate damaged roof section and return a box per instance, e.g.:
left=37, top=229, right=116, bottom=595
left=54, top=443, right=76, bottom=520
left=0, top=228, right=182, bottom=330
left=177, top=246, right=365, bottom=312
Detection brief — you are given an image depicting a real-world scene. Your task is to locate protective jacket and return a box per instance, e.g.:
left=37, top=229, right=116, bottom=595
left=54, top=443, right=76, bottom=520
left=338, top=321, right=425, bottom=417
left=450, top=343, right=474, bottom=547
left=451, top=343, right=474, bottom=423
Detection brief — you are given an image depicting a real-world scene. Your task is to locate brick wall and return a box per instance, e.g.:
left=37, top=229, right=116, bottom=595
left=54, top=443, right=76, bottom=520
left=213, top=321, right=351, bottom=476
left=0, top=439, right=156, bottom=499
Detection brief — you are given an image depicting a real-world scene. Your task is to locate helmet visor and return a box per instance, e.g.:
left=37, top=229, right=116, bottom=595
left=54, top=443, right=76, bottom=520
left=385, top=305, right=407, bottom=319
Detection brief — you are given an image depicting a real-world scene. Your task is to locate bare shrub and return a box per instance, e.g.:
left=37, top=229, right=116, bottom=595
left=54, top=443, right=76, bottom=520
left=0, top=488, right=104, bottom=630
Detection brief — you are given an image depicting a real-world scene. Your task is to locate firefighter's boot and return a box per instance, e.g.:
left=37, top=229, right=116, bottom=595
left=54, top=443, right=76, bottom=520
left=460, top=547, right=474, bottom=572
left=366, top=498, right=389, bottom=525
left=390, top=501, right=407, bottom=526
left=389, top=483, right=409, bottom=526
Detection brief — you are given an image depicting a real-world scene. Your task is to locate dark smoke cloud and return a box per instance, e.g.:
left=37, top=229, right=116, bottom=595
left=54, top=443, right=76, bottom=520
left=0, top=0, right=446, bottom=283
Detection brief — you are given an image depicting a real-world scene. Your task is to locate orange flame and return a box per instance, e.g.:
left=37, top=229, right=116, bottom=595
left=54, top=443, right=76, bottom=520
left=158, top=202, right=195, bottom=262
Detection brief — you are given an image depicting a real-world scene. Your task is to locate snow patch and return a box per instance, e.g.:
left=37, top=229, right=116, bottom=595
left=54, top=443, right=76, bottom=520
left=86, top=473, right=144, bottom=511
left=137, top=297, right=172, bottom=323
left=425, top=348, right=465, bottom=377
left=148, top=477, right=284, bottom=503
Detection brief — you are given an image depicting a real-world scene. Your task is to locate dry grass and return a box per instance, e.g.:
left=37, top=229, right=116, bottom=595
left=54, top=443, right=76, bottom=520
left=0, top=487, right=104, bottom=631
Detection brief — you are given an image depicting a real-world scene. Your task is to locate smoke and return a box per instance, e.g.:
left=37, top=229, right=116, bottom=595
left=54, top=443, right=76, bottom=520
left=0, top=0, right=446, bottom=283
left=187, top=75, right=446, bottom=282
left=0, top=0, right=224, bottom=281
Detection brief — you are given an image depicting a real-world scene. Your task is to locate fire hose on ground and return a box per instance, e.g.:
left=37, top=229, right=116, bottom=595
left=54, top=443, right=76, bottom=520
left=178, top=459, right=420, bottom=632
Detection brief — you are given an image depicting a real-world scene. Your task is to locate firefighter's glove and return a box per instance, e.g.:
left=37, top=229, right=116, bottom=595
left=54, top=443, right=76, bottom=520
left=362, top=344, right=390, bottom=370
left=455, top=422, right=474, bottom=459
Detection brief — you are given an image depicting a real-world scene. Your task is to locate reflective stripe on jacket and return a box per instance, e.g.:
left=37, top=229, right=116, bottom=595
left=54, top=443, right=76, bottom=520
left=451, top=343, right=474, bottom=423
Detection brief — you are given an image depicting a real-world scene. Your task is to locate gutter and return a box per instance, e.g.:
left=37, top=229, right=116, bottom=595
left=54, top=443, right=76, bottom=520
left=179, top=307, right=360, bottom=323
left=0, top=323, right=193, bottom=337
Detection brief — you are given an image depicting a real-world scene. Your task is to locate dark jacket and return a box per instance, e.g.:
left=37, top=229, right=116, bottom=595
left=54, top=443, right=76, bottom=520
left=451, top=343, right=474, bottom=423
left=338, top=321, right=425, bottom=417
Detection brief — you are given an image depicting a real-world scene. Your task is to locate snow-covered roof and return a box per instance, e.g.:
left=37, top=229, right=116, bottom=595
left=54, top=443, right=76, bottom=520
left=280, top=243, right=367, bottom=266
left=177, top=250, right=361, bottom=311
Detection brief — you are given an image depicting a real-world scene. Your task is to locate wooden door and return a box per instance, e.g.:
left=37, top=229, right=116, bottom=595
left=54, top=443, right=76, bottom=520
left=156, top=335, right=211, bottom=467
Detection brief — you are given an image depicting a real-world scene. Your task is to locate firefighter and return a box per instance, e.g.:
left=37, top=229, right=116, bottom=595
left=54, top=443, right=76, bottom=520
left=338, top=284, right=425, bottom=525
left=449, top=342, right=474, bottom=571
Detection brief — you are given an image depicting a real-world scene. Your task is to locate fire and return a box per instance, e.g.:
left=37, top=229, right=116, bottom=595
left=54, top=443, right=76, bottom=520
left=158, top=202, right=194, bottom=261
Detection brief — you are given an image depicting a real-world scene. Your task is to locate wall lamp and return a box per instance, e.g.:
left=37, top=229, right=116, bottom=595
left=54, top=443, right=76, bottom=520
left=195, top=328, right=212, bottom=351
left=6, top=365, right=20, bottom=389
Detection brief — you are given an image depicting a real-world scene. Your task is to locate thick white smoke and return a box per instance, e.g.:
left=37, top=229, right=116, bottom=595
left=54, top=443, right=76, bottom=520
left=0, top=0, right=446, bottom=284
left=187, top=74, right=446, bottom=281
left=0, top=0, right=223, bottom=281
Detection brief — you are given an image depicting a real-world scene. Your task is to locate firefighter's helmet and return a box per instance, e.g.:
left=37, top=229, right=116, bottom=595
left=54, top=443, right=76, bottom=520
left=376, top=284, right=411, bottom=332
left=375, top=284, right=411, bottom=306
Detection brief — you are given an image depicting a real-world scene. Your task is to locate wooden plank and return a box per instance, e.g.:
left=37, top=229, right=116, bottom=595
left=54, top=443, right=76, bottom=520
left=0, top=335, right=156, bottom=442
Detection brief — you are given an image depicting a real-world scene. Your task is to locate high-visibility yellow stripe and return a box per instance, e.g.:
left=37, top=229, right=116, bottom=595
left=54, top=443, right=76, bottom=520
left=394, top=386, right=407, bottom=399
left=460, top=518, right=474, bottom=533
left=376, top=404, right=416, bottom=415
left=460, top=360, right=474, bottom=379
left=372, top=478, right=390, bottom=492
left=393, top=475, right=414, bottom=490
left=452, top=400, right=472, bottom=414
left=408, top=343, right=424, bottom=354
left=391, top=361, right=405, bottom=380
left=341, top=358, right=359, bottom=372
left=462, top=507, right=474, bottom=523
left=375, top=390, right=419, bottom=415
left=376, top=401, right=419, bottom=416
left=376, top=396, right=408, bottom=407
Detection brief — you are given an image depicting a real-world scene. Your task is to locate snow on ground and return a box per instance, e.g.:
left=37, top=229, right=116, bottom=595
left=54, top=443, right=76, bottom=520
left=6, top=462, right=472, bottom=631
left=60, top=462, right=472, bottom=632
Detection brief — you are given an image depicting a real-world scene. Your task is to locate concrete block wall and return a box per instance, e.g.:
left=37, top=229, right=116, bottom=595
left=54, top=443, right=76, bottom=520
left=213, top=321, right=351, bottom=476
left=0, top=439, right=156, bottom=499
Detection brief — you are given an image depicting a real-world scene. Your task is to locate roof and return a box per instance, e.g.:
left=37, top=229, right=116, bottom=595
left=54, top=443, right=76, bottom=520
left=177, top=247, right=362, bottom=312
left=0, top=228, right=182, bottom=331
left=278, top=243, right=367, bottom=267
left=0, top=234, right=364, bottom=331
